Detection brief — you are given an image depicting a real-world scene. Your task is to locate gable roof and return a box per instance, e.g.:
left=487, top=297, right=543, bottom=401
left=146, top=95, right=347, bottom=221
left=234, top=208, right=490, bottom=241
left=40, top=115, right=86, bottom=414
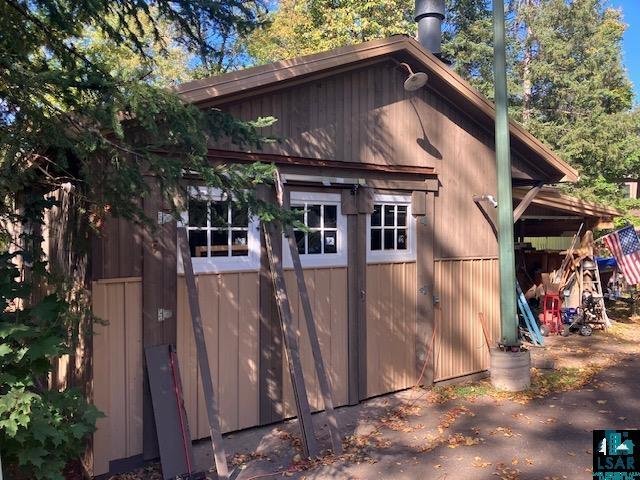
left=175, top=35, right=579, bottom=183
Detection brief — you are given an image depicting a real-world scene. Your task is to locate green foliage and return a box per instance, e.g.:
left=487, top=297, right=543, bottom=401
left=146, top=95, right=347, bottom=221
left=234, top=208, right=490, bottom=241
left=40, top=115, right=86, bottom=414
left=442, top=0, right=495, bottom=98
left=0, top=0, right=274, bottom=227
left=1, top=388, right=102, bottom=480
left=521, top=0, right=639, bottom=183
left=80, top=9, right=198, bottom=88
left=0, top=1, right=278, bottom=478
left=443, top=0, right=640, bottom=218
left=245, top=0, right=415, bottom=64
left=0, top=251, right=102, bottom=479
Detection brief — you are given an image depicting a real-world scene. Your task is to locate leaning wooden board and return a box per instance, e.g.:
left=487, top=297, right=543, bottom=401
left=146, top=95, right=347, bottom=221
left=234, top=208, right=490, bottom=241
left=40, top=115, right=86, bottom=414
left=277, top=174, right=342, bottom=454
left=262, top=218, right=320, bottom=458
left=145, top=344, right=196, bottom=480
left=177, top=227, right=229, bottom=479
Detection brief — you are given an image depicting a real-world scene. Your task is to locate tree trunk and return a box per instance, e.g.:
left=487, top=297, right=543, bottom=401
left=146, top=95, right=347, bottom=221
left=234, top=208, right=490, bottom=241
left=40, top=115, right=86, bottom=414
left=516, top=0, right=535, bottom=125
left=522, top=23, right=533, bottom=124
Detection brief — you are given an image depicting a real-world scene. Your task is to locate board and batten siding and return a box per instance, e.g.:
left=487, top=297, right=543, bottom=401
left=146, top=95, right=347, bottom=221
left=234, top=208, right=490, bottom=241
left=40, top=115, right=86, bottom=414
left=176, top=272, right=260, bottom=438
left=92, top=278, right=144, bottom=477
left=281, top=267, right=349, bottom=418
left=434, top=258, right=500, bottom=382
left=365, top=262, right=417, bottom=398
left=91, top=266, right=350, bottom=472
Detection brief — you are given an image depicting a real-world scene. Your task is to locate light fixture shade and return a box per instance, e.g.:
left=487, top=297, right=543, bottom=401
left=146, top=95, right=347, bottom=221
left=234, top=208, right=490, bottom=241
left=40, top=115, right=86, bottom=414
left=403, top=72, right=429, bottom=91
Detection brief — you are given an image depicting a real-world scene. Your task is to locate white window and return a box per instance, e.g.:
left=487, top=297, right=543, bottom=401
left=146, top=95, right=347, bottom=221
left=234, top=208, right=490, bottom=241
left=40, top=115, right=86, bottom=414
left=283, top=192, right=347, bottom=268
left=179, top=187, right=260, bottom=274
left=366, top=194, right=416, bottom=263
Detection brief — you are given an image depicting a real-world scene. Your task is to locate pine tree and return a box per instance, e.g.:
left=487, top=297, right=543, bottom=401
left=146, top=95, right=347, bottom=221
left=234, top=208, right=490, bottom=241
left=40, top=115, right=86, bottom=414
left=442, top=0, right=495, bottom=98
left=522, top=0, right=639, bottom=185
left=0, top=2, right=275, bottom=477
left=445, top=0, right=640, bottom=214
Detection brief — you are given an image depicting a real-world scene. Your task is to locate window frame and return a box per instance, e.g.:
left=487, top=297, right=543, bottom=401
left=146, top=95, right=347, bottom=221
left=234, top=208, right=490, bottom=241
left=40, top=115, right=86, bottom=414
left=178, top=186, right=260, bottom=274
left=282, top=191, right=348, bottom=268
left=366, top=194, right=417, bottom=264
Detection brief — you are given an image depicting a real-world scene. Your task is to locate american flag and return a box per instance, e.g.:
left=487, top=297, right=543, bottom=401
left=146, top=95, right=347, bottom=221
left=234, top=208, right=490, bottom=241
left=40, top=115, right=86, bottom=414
left=604, top=225, right=640, bottom=285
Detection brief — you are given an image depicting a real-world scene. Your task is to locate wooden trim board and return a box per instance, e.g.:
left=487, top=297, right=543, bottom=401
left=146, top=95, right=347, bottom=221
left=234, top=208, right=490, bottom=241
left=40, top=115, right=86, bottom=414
left=279, top=181, right=342, bottom=454
left=415, top=193, right=435, bottom=385
left=262, top=219, right=320, bottom=458
left=144, top=344, right=195, bottom=479
left=177, top=228, right=229, bottom=479
left=207, top=149, right=437, bottom=176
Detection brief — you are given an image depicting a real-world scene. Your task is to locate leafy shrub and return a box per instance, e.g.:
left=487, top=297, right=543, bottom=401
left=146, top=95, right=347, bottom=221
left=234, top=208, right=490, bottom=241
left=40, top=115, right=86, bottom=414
left=0, top=388, right=102, bottom=479
left=0, top=252, right=102, bottom=479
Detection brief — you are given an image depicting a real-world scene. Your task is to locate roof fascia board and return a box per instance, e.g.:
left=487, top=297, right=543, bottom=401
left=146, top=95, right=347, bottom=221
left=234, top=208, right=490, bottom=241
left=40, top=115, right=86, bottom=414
left=191, top=58, right=390, bottom=109
left=206, top=148, right=438, bottom=176
left=513, top=188, right=620, bottom=217
left=176, top=38, right=405, bottom=104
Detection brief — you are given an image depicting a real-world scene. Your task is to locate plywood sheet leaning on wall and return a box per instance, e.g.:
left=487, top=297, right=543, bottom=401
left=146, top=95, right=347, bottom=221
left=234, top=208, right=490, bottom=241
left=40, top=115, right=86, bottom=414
left=365, top=262, right=417, bottom=398
left=434, top=258, right=500, bottom=382
left=92, top=278, right=144, bottom=477
left=176, top=272, right=260, bottom=438
left=281, top=267, right=349, bottom=419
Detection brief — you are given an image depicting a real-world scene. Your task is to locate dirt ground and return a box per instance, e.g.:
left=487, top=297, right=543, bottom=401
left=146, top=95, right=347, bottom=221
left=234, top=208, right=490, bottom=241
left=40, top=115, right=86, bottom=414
left=109, top=300, right=640, bottom=480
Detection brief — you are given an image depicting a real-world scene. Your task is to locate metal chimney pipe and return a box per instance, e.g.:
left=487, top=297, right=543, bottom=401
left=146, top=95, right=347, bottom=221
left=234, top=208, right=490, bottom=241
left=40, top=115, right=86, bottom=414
left=415, top=0, right=445, bottom=55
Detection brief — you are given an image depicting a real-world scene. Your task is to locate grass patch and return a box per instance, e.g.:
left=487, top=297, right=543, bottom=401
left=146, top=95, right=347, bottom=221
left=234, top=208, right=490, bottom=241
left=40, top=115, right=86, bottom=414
left=604, top=318, right=640, bottom=342
left=430, top=365, right=601, bottom=404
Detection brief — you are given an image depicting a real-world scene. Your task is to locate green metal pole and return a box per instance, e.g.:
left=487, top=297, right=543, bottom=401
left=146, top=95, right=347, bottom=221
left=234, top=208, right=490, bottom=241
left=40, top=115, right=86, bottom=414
left=493, top=0, right=519, bottom=346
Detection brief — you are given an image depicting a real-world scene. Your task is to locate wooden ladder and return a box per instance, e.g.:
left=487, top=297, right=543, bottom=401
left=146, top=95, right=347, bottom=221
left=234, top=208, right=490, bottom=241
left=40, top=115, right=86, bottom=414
left=580, top=256, right=611, bottom=327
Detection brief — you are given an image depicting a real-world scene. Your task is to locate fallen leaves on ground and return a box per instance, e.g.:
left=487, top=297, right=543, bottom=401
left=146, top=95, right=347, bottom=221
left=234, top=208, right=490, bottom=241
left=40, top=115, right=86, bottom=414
left=413, top=407, right=483, bottom=454
left=107, top=465, right=162, bottom=480
left=275, top=428, right=304, bottom=453
left=493, top=462, right=520, bottom=479
left=473, top=456, right=492, bottom=468
left=343, top=431, right=391, bottom=451
left=429, top=365, right=602, bottom=404
left=378, top=402, right=424, bottom=432
left=437, top=406, right=471, bottom=433
left=512, top=412, right=533, bottom=424
left=489, top=426, right=514, bottom=437
left=229, top=451, right=265, bottom=467
left=447, top=433, right=483, bottom=448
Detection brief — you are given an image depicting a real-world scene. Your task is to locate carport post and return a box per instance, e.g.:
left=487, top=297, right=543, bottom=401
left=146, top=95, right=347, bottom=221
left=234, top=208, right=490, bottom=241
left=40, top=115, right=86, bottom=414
left=493, top=0, right=519, bottom=347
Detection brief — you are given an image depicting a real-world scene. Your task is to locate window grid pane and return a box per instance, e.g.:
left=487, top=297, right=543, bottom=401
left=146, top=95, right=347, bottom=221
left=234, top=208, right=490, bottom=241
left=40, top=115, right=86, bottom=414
left=188, top=199, right=250, bottom=258
left=371, top=203, right=409, bottom=253
left=291, top=202, right=339, bottom=256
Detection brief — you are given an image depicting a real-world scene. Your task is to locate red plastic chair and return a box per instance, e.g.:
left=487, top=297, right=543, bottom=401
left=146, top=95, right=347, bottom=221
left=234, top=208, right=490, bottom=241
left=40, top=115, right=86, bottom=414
left=541, top=293, right=563, bottom=335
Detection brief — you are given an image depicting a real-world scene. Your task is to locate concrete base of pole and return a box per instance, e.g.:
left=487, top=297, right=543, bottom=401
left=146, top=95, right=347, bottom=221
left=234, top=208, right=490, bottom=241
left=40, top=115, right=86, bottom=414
left=490, top=348, right=531, bottom=392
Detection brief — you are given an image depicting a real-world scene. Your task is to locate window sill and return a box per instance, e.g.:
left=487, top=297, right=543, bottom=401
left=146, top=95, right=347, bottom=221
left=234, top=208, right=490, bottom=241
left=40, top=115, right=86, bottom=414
left=366, top=252, right=417, bottom=264
left=177, top=256, right=260, bottom=275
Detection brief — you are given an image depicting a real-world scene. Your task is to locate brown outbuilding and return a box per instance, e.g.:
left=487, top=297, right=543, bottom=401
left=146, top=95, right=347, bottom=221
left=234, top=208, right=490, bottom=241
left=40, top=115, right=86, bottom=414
left=84, top=36, right=617, bottom=476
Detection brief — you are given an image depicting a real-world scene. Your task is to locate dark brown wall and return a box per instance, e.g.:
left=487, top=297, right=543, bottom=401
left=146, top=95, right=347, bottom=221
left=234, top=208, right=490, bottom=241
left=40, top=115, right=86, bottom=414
left=91, top=216, right=142, bottom=280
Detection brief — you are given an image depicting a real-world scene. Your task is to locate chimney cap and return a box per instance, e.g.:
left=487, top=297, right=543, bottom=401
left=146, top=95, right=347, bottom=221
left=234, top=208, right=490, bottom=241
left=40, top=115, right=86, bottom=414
left=415, top=0, right=445, bottom=21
